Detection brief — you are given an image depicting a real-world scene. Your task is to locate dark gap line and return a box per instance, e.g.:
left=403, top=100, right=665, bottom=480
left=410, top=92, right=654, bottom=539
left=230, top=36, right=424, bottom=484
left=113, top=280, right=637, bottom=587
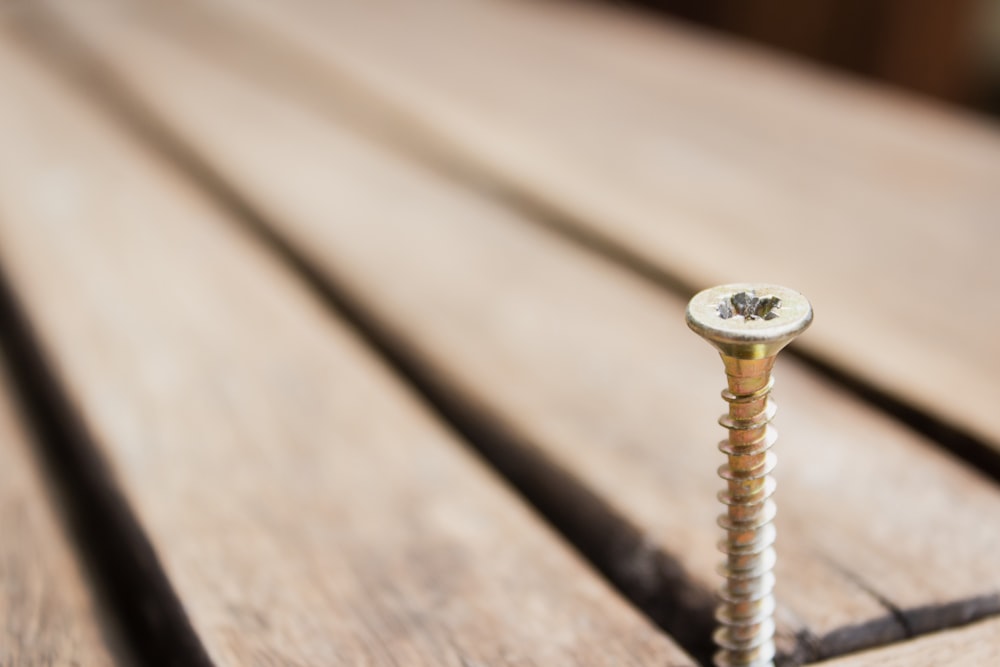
left=819, top=554, right=914, bottom=638
left=12, top=9, right=720, bottom=666
left=787, top=561, right=1000, bottom=664
left=902, top=593, right=1000, bottom=638
left=803, top=593, right=1000, bottom=665
left=0, top=263, right=215, bottom=667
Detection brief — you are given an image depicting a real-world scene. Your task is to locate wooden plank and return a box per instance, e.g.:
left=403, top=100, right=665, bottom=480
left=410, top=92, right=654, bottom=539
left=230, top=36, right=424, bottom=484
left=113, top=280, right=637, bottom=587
left=0, top=33, right=695, bottom=667
left=141, top=0, right=1000, bottom=454
left=0, top=361, right=119, bottom=665
left=36, top=3, right=1000, bottom=663
left=809, top=617, right=1000, bottom=666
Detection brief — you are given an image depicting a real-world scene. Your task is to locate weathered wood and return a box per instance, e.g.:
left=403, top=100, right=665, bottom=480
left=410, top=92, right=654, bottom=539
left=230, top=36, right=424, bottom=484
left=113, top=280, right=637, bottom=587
left=147, top=0, right=1000, bottom=454
left=37, top=3, right=1000, bottom=663
left=0, top=34, right=695, bottom=667
left=0, top=360, right=119, bottom=665
left=809, top=617, right=1000, bottom=666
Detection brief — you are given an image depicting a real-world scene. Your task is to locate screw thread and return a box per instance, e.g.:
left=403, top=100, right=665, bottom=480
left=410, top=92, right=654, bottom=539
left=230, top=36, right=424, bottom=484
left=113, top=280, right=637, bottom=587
left=714, top=363, right=778, bottom=667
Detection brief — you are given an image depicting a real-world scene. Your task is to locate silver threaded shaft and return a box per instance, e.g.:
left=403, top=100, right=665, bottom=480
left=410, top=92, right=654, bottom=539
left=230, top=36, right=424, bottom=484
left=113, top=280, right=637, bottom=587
left=714, top=356, right=778, bottom=667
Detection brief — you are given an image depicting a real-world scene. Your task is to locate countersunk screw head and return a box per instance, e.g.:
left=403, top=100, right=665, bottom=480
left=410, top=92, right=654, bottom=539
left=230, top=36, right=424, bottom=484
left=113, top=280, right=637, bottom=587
left=686, top=283, right=813, bottom=360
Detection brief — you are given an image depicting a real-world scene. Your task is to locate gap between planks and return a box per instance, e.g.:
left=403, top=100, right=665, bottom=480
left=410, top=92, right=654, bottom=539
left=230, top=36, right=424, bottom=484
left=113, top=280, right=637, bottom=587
left=22, top=1, right=1000, bottom=664
left=0, top=257, right=214, bottom=667
left=0, top=337, right=124, bottom=665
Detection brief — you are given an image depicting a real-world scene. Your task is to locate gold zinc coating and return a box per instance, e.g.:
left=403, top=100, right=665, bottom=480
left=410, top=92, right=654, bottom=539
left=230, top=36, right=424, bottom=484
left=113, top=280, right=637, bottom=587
left=687, top=284, right=813, bottom=667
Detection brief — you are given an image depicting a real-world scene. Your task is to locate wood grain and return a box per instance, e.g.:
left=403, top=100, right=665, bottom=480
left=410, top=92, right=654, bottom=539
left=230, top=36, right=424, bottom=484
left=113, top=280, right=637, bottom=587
left=0, top=361, right=119, bottom=665
left=809, top=617, right=1000, bottom=666
left=37, top=3, right=1000, bottom=663
left=0, top=33, right=695, bottom=667
left=149, top=0, right=1000, bottom=454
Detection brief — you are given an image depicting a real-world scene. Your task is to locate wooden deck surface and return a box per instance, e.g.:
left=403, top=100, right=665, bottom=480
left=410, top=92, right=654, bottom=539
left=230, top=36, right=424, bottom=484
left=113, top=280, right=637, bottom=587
left=0, top=32, right=693, bottom=667
left=153, top=0, right=1000, bottom=455
left=1, top=0, right=998, bottom=665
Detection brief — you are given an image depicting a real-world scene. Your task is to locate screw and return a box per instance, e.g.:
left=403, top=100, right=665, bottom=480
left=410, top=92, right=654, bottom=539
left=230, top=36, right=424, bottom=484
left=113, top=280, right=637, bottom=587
left=686, top=284, right=813, bottom=667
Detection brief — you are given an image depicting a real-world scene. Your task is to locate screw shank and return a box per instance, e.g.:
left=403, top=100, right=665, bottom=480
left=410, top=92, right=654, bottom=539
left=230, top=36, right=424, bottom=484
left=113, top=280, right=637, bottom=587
left=715, top=355, right=779, bottom=667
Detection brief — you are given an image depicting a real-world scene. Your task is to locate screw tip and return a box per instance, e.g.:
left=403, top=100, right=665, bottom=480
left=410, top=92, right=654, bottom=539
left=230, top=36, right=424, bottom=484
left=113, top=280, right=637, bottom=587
left=687, top=283, right=812, bottom=359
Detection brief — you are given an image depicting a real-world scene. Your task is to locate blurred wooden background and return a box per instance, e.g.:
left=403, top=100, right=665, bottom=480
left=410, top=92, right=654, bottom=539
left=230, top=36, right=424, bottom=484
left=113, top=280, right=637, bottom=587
left=606, top=0, right=1000, bottom=109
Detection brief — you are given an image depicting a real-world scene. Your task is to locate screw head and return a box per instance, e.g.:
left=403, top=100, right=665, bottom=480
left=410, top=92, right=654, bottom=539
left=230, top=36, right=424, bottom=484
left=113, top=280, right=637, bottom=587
left=686, top=283, right=813, bottom=360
